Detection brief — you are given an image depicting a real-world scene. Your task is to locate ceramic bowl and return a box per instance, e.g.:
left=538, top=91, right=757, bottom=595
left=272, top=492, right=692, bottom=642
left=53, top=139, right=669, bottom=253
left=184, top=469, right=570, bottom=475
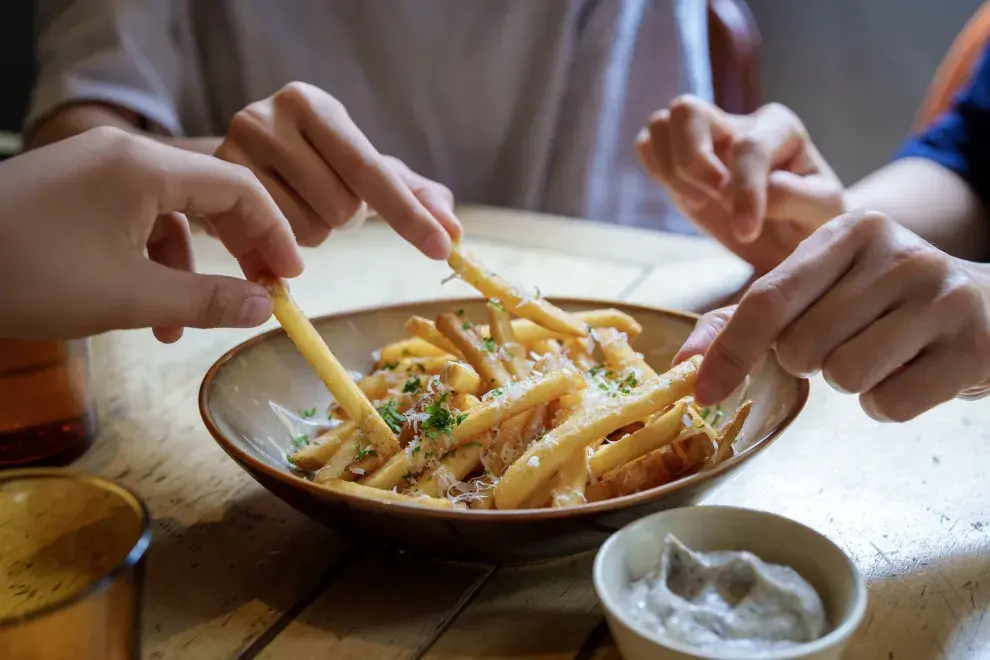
left=593, top=506, right=867, bottom=660
left=199, top=299, right=808, bottom=564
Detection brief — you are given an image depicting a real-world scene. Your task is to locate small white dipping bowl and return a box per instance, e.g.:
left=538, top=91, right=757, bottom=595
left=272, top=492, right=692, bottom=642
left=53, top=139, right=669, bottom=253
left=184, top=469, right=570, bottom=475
left=593, top=506, right=867, bottom=660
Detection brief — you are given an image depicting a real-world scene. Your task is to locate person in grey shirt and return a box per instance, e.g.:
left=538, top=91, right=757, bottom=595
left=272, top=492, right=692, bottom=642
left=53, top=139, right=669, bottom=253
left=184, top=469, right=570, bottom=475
left=28, top=0, right=711, bottom=254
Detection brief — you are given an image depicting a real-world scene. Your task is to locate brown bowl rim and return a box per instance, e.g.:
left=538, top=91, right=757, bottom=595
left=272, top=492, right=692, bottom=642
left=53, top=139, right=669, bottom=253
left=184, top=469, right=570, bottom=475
left=199, top=296, right=809, bottom=522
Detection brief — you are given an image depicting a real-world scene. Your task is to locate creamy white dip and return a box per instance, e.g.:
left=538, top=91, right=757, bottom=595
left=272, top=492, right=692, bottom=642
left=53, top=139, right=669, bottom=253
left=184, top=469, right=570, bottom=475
left=623, top=535, right=827, bottom=655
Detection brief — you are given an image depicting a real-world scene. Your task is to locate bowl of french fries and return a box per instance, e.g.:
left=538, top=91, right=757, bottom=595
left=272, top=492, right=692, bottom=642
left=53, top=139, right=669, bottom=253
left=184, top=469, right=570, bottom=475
left=199, top=245, right=809, bottom=564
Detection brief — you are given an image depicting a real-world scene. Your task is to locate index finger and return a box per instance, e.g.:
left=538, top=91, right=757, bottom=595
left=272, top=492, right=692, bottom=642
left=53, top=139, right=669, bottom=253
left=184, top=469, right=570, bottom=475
left=299, top=98, right=453, bottom=260
left=696, top=213, right=865, bottom=404
left=150, top=144, right=304, bottom=280
left=731, top=103, right=808, bottom=243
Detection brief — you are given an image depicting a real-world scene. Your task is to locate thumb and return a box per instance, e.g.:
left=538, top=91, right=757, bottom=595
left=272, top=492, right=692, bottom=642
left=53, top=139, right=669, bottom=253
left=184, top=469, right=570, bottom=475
left=672, top=306, right=735, bottom=366
left=133, top=261, right=274, bottom=331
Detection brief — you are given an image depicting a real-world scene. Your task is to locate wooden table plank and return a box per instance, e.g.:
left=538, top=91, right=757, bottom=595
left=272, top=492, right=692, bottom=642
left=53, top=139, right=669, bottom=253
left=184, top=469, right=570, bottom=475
left=420, top=554, right=602, bottom=660
left=255, top=553, right=491, bottom=660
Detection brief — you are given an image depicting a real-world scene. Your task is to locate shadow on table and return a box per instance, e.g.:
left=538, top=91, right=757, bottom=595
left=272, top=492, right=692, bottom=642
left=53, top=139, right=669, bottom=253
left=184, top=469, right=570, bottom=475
left=140, top=487, right=350, bottom=652
left=843, top=544, right=990, bottom=660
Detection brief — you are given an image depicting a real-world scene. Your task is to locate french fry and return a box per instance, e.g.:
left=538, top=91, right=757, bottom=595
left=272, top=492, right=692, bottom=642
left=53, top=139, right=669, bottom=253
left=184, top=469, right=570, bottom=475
left=590, top=400, right=687, bottom=478
left=587, top=433, right=713, bottom=501
left=263, top=277, right=399, bottom=457
left=530, top=338, right=562, bottom=356
left=595, top=327, right=657, bottom=380
left=357, top=372, right=390, bottom=401
left=378, top=337, right=452, bottom=364
left=317, top=478, right=454, bottom=509
left=436, top=312, right=512, bottom=388
left=414, top=441, right=485, bottom=497
left=487, top=301, right=529, bottom=379
left=361, top=370, right=584, bottom=490
left=469, top=493, right=496, bottom=510
left=448, top=244, right=588, bottom=337
left=714, top=400, right=753, bottom=463
left=562, top=337, right=597, bottom=372
left=395, top=356, right=452, bottom=374
left=405, top=316, right=465, bottom=358
left=290, top=421, right=357, bottom=471
left=550, top=437, right=606, bottom=508
left=493, top=356, right=701, bottom=509
left=314, top=431, right=367, bottom=482
left=439, top=361, right=482, bottom=394
left=484, top=405, right=547, bottom=477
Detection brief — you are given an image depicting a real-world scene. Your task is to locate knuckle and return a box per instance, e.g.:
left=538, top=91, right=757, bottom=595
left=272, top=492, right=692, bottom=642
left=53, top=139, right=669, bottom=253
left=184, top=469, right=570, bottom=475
left=196, top=282, right=231, bottom=328
left=732, top=135, right=769, bottom=162
left=227, top=107, right=269, bottom=142
left=668, top=94, right=704, bottom=116
left=742, top=277, right=792, bottom=324
left=843, top=209, right=891, bottom=242
left=646, top=108, right=671, bottom=130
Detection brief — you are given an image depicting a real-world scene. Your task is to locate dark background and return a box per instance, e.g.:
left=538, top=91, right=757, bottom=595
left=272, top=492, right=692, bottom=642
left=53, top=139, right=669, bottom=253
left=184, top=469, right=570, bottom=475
left=0, top=1, right=34, bottom=135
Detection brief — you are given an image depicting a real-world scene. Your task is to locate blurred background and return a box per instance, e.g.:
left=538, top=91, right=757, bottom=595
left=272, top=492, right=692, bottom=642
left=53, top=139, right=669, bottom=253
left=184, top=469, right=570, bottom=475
left=748, top=0, right=984, bottom=183
left=0, top=0, right=984, bottom=182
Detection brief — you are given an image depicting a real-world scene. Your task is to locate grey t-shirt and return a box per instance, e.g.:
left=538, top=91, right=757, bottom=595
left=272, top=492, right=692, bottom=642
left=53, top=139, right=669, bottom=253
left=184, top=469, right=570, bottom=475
left=29, top=0, right=711, bottom=232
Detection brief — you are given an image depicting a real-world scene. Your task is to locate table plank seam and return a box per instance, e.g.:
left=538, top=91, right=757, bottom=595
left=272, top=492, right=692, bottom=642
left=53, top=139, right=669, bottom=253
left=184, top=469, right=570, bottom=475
left=410, top=565, right=498, bottom=660
left=235, top=542, right=359, bottom=660
left=615, top=266, right=656, bottom=302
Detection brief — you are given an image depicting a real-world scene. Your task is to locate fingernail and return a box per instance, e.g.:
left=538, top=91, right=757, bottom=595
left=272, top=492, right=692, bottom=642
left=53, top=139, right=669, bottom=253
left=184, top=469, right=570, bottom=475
left=237, top=294, right=274, bottom=327
left=822, top=371, right=850, bottom=394
left=860, top=396, right=892, bottom=423
left=422, top=231, right=451, bottom=260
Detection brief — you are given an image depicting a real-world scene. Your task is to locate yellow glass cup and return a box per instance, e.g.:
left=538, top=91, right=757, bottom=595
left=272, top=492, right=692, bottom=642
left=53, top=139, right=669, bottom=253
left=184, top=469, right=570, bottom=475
left=0, top=469, right=151, bottom=660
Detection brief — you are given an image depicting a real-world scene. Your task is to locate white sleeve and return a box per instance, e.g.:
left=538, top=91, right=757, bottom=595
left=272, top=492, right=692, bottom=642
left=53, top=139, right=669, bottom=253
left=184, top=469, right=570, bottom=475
left=27, top=0, right=185, bottom=135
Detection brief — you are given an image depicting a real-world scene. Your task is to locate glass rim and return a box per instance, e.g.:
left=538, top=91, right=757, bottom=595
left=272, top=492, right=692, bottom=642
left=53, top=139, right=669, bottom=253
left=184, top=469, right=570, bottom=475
left=0, top=468, right=151, bottom=629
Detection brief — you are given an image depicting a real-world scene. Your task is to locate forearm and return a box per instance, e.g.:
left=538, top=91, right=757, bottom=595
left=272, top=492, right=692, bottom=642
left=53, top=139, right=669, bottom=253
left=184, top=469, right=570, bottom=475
left=844, top=158, right=990, bottom=261
left=26, top=103, right=221, bottom=155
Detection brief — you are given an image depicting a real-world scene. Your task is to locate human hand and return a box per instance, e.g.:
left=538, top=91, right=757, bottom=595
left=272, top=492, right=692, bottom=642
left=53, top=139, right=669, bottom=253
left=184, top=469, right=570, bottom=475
left=215, top=82, right=462, bottom=257
left=675, top=210, right=990, bottom=421
left=0, top=127, right=303, bottom=342
left=637, top=95, right=845, bottom=273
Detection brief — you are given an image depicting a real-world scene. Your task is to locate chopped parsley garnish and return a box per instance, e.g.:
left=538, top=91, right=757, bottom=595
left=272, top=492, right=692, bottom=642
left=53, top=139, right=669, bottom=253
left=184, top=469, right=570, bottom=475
left=401, top=472, right=413, bottom=480
left=290, top=434, right=310, bottom=451
left=489, top=387, right=505, bottom=398
left=589, top=364, right=606, bottom=378
left=382, top=361, right=399, bottom=371
left=401, top=348, right=412, bottom=357
left=355, top=442, right=378, bottom=461
left=465, top=441, right=483, bottom=448
left=416, top=363, right=427, bottom=373
left=462, top=320, right=472, bottom=330
left=412, top=445, right=422, bottom=455
left=700, top=404, right=724, bottom=425
left=299, top=407, right=317, bottom=418
left=456, top=309, right=466, bottom=316
left=376, top=399, right=406, bottom=433
left=421, top=393, right=467, bottom=439
left=618, top=373, right=639, bottom=394
left=534, top=286, right=543, bottom=299
left=403, top=375, right=423, bottom=393
left=482, top=336, right=497, bottom=352
left=441, top=273, right=458, bottom=285
left=489, top=299, right=505, bottom=311
left=424, top=450, right=436, bottom=459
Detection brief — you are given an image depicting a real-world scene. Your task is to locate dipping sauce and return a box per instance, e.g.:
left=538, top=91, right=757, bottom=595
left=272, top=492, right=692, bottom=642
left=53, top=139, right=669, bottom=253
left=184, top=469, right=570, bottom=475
left=623, top=535, right=827, bottom=654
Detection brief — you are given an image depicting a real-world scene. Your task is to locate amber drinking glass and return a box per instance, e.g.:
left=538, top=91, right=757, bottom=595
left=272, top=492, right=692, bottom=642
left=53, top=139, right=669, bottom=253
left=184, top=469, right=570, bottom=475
left=0, top=469, right=151, bottom=660
left=0, top=339, right=97, bottom=467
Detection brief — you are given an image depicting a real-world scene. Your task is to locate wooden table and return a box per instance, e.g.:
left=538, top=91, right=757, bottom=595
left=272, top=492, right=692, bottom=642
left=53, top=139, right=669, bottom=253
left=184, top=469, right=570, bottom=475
left=77, top=206, right=990, bottom=660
